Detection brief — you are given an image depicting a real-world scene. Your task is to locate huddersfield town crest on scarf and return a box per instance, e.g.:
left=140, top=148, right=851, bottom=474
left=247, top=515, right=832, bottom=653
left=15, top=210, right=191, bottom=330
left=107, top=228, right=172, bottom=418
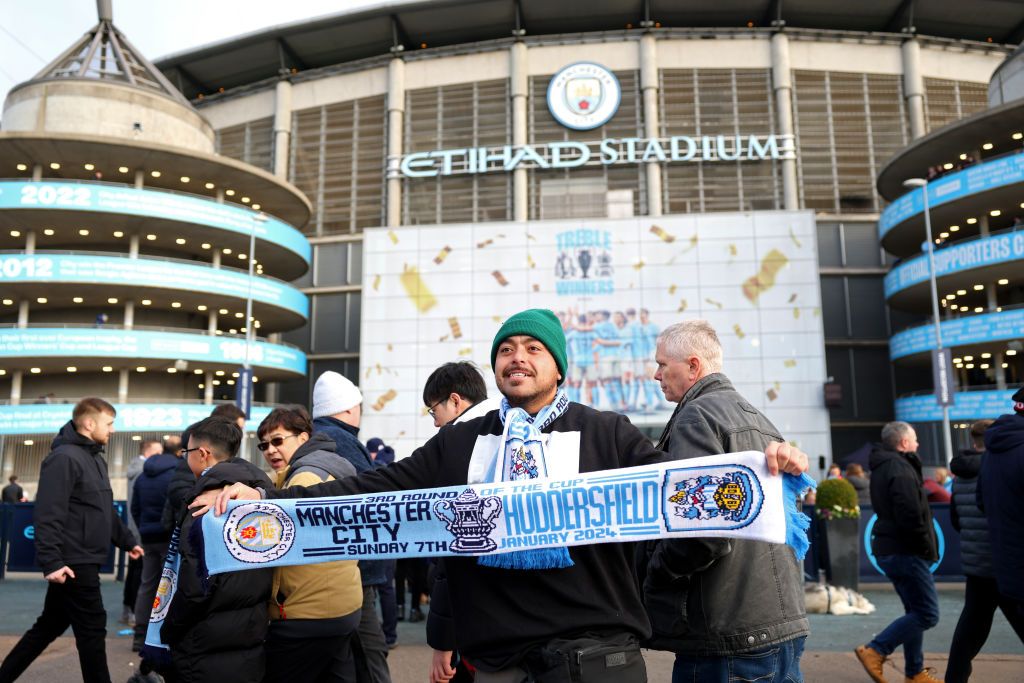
left=668, top=469, right=758, bottom=525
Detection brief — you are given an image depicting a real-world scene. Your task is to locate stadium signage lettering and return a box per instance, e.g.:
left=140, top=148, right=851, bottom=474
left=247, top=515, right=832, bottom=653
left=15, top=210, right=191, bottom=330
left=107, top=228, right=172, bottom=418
left=399, top=134, right=793, bottom=178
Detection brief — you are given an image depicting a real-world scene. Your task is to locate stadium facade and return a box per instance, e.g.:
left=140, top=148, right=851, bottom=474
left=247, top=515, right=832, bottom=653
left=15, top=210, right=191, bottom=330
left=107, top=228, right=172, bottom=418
left=3, top=1, right=1023, bottom=489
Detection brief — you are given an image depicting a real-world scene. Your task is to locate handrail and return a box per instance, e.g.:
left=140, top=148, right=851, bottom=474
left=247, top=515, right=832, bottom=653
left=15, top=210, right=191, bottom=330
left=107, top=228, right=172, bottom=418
left=0, top=176, right=292, bottom=227
left=0, top=322, right=301, bottom=351
left=0, top=249, right=297, bottom=288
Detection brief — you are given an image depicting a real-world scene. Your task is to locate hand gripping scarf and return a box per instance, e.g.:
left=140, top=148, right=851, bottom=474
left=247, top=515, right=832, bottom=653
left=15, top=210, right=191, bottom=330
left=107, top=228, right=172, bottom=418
left=477, top=389, right=573, bottom=570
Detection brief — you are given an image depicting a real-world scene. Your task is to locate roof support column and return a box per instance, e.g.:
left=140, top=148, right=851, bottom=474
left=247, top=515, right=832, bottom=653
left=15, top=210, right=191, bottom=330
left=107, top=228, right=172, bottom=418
left=204, top=370, right=214, bottom=404
left=771, top=31, right=799, bottom=211
left=273, top=77, right=293, bottom=179
left=118, top=368, right=129, bottom=404
left=9, top=371, right=22, bottom=406
left=640, top=32, right=662, bottom=217
left=511, top=40, right=529, bottom=222
left=902, top=38, right=926, bottom=140
left=134, top=169, right=144, bottom=189
left=17, top=301, right=29, bottom=328
left=386, top=56, right=406, bottom=227
left=124, top=300, right=134, bottom=330
left=31, top=165, right=42, bottom=182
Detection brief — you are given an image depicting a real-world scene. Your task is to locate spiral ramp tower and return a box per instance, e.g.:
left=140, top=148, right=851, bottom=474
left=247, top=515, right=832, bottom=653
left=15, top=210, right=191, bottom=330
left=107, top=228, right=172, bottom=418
left=878, top=47, right=1024, bottom=451
left=0, top=1, right=311, bottom=495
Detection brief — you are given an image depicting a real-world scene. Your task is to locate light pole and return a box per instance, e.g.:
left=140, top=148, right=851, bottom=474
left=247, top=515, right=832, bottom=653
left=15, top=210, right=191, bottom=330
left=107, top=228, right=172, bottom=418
left=903, top=178, right=953, bottom=465
left=237, top=211, right=267, bottom=423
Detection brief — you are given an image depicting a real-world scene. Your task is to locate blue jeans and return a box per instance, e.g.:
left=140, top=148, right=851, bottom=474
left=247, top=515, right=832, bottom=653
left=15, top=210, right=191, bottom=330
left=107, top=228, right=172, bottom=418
left=869, top=554, right=940, bottom=677
left=672, top=636, right=806, bottom=683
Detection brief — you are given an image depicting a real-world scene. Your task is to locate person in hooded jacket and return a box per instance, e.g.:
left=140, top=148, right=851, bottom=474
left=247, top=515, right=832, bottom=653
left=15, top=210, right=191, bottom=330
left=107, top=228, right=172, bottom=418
left=0, top=398, right=142, bottom=683
left=855, top=421, right=941, bottom=683
left=160, top=417, right=273, bottom=683
left=946, top=419, right=1024, bottom=682
left=256, top=405, right=366, bottom=683
left=978, top=389, right=1024, bottom=643
left=130, top=444, right=181, bottom=651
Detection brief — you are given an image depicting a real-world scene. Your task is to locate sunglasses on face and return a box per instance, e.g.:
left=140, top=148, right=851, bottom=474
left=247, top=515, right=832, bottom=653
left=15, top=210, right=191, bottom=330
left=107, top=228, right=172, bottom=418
left=256, top=433, right=299, bottom=452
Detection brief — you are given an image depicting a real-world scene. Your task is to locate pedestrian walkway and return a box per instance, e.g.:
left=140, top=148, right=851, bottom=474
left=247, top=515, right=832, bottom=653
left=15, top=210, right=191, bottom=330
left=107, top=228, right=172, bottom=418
left=1, top=576, right=1022, bottom=681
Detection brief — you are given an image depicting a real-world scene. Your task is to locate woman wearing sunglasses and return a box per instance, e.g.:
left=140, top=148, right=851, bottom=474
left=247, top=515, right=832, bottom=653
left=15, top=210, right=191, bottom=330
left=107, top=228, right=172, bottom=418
left=256, top=405, right=365, bottom=682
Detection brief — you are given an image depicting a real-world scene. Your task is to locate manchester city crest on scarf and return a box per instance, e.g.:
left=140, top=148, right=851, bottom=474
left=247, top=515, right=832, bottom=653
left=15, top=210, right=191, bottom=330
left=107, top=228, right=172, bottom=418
left=223, top=501, right=296, bottom=564
left=663, top=465, right=764, bottom=531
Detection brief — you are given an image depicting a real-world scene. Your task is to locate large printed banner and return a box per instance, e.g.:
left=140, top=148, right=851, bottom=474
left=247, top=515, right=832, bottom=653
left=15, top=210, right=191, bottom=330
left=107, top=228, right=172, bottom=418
left=884, top=232, right=1024, bottom=298
left=0, top=254, right=308, bottom=317
left=890, top=309, right=1024, bottom=359
left=200, top=451, right=810, bottom=575
left=0, top=328, right=306, bottom=375
left=895, top=389, right=1017, bottom=423
left=0, top=403, right=273, bottom=435
left=880, top=154, right=1024, bottom=237
left=359, top=212, right=831, bottom=462
left=0, top=181, right=311, bottom=263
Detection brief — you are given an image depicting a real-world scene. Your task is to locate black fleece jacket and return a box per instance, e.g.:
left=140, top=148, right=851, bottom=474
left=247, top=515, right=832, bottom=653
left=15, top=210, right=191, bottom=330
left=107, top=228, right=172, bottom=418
left=868, top=445, right=937, bottom=561
left=268, top=402, right=663, bottom=671
left=34, top=421, right=137, bottom=575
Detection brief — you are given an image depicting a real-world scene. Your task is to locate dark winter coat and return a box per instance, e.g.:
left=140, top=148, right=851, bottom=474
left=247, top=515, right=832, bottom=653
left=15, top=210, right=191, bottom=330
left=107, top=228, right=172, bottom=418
left=161, top=457, right=196, bottom=531
left=131, top=453, right=180, bottom=544
left=639, top=373, right=808, bottom=655
left=162, top=458, right=273, bottom=683
left=34, top=421, right=137, bottom=575
left=847, top=474, right=871, bottom=506
left=980, top=412, right=1024, bottom=602
left=311, top=416, right=386, bottom=586
left=868, top=445, right=938, bottom=561
left=272, top=403, right=663, bottom=672
left=950, top=448, right=992, bottom=578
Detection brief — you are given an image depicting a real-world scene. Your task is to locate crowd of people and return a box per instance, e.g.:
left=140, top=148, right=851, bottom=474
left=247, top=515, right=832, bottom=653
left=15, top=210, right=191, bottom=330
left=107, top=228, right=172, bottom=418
left=0, top=307, right=1021, bottom=683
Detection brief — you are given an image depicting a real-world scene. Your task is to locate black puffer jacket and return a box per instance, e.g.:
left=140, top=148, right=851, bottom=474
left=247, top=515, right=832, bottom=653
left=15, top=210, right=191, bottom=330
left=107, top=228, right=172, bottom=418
left=34, top=421, right=137, bottom=575
left=131, top=452, right=179, bottom=544
left=161, top=457, right=196, bottom=531
left=868, top=445, right=937, bottom=561
left=162, top=458, right=273, bottom=683
left=980, top=412, right=1024, bottom=602
left=950, top=448, right=992, bottom=578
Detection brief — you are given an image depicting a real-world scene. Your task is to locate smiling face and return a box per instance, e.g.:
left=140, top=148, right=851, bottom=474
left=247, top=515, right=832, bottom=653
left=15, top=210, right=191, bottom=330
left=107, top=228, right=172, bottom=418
left=494, top=335, right=561, bottom=413
left=260, top=428, right=308, bottom=472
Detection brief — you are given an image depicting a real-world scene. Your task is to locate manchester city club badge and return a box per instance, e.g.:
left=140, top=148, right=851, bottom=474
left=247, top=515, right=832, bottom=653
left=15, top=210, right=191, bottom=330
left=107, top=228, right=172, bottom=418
left=546, top=62, right=621, bottom=131
left=223, top=501, right=296, bottom=564
left=662, top=465, right=763, bottom=532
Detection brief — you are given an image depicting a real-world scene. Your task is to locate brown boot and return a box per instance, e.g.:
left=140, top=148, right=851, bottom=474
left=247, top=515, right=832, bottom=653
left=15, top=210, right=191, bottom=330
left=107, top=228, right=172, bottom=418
left=855, top=645, right=889, bottom=683
left=905, top=668, right=943, bottom=683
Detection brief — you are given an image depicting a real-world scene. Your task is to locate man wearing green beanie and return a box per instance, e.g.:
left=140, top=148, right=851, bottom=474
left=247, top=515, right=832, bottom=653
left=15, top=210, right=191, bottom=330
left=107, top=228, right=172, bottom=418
left=204, top=306, right=811, bottom=683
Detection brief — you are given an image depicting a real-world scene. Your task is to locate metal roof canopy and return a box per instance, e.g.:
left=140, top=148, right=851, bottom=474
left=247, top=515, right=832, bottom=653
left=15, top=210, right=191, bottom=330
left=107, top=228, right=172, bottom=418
left=154, top=0, right=1024, bottom=101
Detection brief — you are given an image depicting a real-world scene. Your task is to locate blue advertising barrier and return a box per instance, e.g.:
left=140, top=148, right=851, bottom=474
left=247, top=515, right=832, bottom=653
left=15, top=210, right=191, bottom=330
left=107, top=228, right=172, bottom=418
left=0, top=180, right=311, bottom=264
left=0, top=327, right=306, bottom=375
left=889, top=309, right=1024, bottom=359
left=1, top=502, right=126, bottom=579
left=895, top=390, right=1017, bottom=423
left=0, top=253, right=308, bottom=318
left=803, top=504, right=963, bottom=583
left=884, top=231, right=1024, bottom=298
left=0, top=404, right=274, bottom=436
left=880, top=153, right=1024, bottom=238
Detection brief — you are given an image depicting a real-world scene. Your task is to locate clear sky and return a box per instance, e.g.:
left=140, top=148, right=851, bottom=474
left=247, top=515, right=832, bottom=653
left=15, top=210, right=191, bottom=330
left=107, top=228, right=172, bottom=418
left=0, top=0, right=383, bottom=113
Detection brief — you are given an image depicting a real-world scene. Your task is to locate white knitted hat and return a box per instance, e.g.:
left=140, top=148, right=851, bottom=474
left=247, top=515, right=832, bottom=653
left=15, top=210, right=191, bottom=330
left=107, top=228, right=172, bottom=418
left=311, top=371, right=363, bottom=418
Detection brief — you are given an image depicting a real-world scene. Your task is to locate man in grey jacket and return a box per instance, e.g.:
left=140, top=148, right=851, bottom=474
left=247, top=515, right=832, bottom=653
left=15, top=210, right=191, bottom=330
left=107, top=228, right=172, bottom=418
left=639, top=320, right=808, bottom=682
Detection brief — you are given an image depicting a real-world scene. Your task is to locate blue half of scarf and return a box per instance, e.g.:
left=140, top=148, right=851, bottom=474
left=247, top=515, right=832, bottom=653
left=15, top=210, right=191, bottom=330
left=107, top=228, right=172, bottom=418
left=478, top=390, right=574, bottom=570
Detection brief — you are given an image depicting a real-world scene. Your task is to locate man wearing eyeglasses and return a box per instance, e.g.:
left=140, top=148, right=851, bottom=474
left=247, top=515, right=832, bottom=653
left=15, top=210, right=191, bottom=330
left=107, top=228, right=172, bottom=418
left=424, top=361, right=502, bottom=428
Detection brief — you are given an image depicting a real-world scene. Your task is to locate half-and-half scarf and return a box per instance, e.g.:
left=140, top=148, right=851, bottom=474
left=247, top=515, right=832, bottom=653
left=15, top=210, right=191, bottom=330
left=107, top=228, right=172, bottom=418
left=140, top=525, right=181, bottom=661
left=196, top=450, right=815, bottom=578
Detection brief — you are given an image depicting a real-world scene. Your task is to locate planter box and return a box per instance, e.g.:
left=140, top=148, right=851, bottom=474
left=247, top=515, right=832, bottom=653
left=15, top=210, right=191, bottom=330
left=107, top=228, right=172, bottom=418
left=821, top=517, right=860, bottom=591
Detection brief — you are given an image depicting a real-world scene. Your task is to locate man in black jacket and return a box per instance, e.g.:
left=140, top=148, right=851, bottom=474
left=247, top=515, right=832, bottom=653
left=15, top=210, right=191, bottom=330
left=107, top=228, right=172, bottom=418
left=855, top=421, right=941, bottom=683
left=0, top=398, right=143, bottom=683
left=203, top=308, right=808, bottom=683
left=162, top=416, right=273, bottom=683
left=639, top=320, right=807, bottom=682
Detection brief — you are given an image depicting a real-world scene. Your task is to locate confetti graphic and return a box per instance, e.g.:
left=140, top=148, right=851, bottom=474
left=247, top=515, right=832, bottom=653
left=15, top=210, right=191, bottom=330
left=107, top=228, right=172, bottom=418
left=492, top=270, right=509, bottom=287
left=649, top=225, right=676, bottom=243
left=788, top=228, right=802, bottom=248
left=728, top=244, right=738, bottom=257
left=532, top=283, right=540, bottom=292
left=668, top=234, right=700, bottom=264
left=400, top=265, right=437, bottom=313
left=677, top=298, right=688, bottom=312
left=793, top=308, right=801, bottom=319
left=373, top=389, right=397, bottom=412
left=477, top=239, right=494, bottom=249
left=458, top=347, right=473, bottom=356
left=433, top=246, right=452, bottom=265
left=733, top=324, right=746, bottom=339
left=788, top=293, right=798, bottom=303
left=633, top=260, right=645, bottom=270
left=387, top=230, right=399, bottom=245
left=527, top=255, right=536, bottom=269
left=767, top=388, right=779, bottom=402
left=448, top=317, right=463, bottom=339
left=669, top=284, right=677, bottom=295
left=742, top=249, right=789, bottom=304
left=372, top=274, right=381, bottom=291
left=705, top=298, right=723, bottom=310
left=784, top=359, right=797, bottom=368
left=439, top=334, right=450, bottom=342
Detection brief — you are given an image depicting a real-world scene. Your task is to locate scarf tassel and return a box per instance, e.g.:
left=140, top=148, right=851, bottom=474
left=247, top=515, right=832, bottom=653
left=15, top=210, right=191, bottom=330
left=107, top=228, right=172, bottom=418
left=783, top=472, right=815, bottom=561
left=478, top=546, right=574, bottom=570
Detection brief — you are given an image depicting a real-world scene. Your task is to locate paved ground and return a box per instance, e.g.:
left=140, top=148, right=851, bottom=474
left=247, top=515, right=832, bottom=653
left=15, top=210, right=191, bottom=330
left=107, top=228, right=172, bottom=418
left=0, top=575, right=1021, bottom=682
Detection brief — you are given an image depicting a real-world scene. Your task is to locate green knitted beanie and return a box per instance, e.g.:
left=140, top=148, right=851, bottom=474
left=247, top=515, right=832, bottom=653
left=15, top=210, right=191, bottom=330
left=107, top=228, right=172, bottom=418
left=490, top=309, right=568, bottom=386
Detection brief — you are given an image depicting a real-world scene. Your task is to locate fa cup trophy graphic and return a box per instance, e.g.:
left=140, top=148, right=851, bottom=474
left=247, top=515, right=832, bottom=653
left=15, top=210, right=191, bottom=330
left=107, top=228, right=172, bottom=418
left=433, top=489, right=503, bottom=553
